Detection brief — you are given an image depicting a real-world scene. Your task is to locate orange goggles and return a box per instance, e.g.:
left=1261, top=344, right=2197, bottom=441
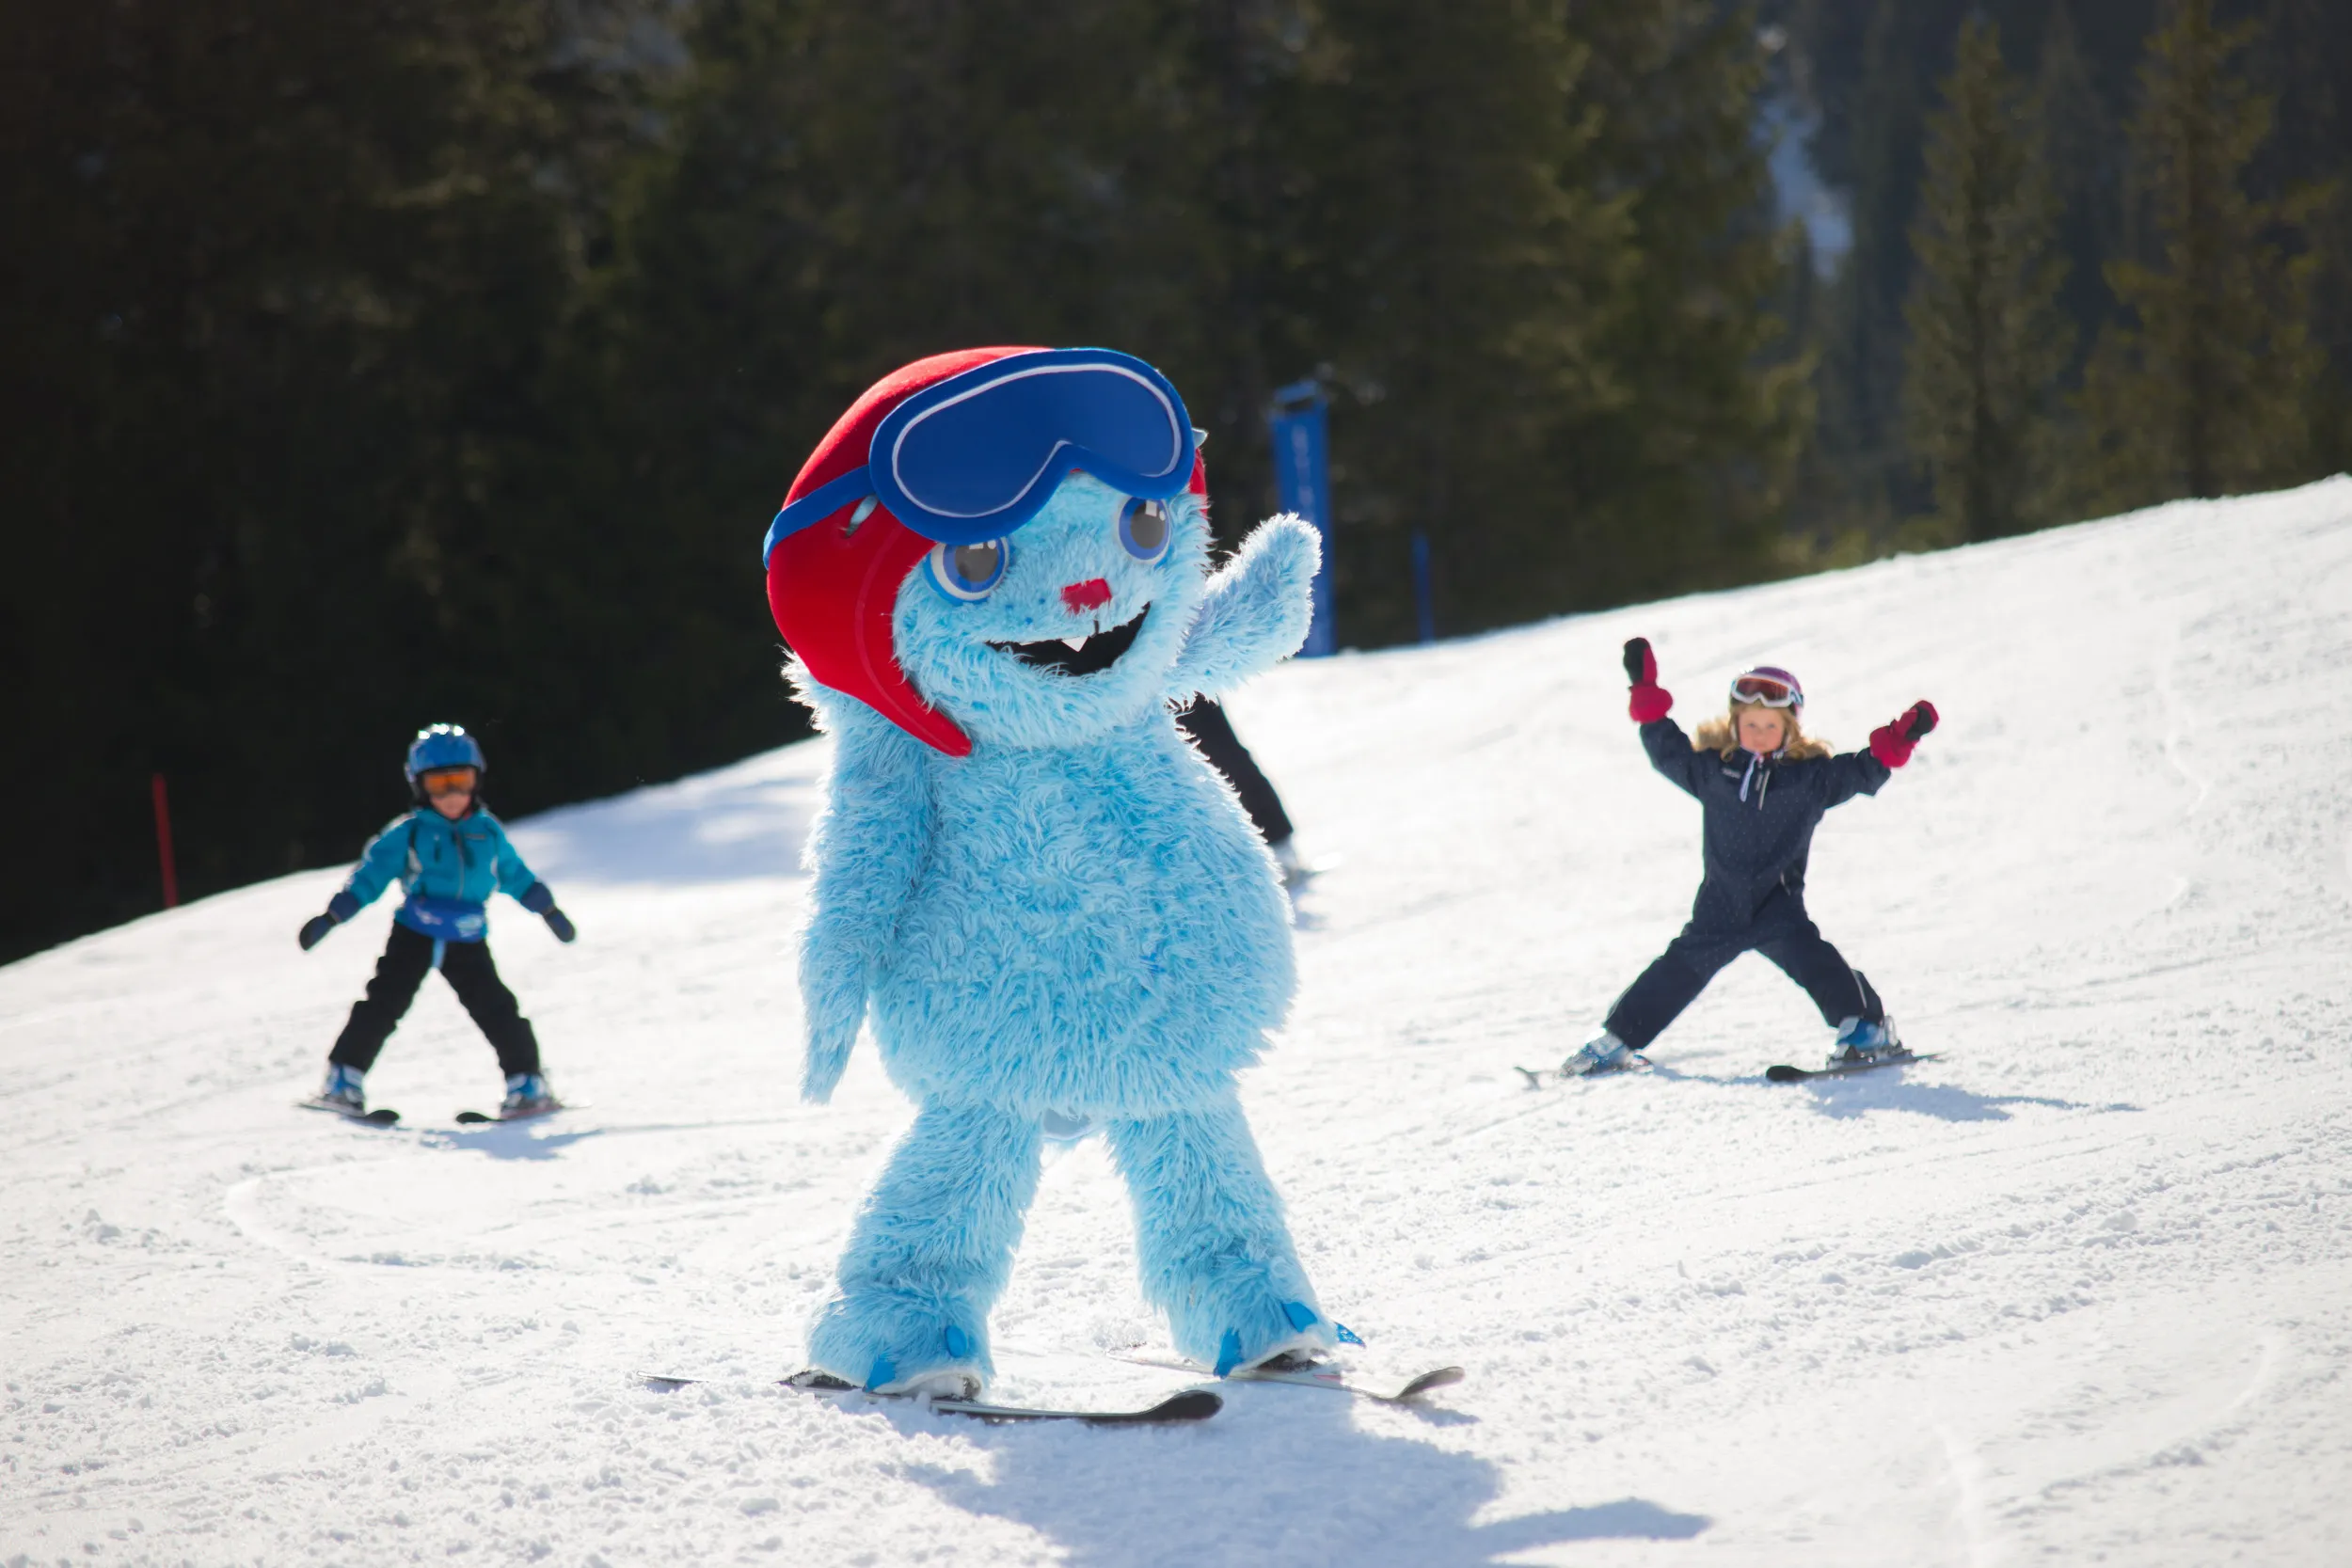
left=418, top=766, right=479, bottom=795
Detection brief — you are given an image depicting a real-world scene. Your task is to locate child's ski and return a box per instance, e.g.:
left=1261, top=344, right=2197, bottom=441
left=296, top=1098, right=401, bottom=1127
left=1229, top=1360, right=1465, bottom=1404
left=638, top=1370, right=1221, bottom=1426
left=1764, top=1051, right=1940, bottom=1083
left=1514, top=1053, right=1648, bottom=1088
left=453, top=1101, right=567, bottom=1125
left=1115, top=1353, right=1465, bottom=1406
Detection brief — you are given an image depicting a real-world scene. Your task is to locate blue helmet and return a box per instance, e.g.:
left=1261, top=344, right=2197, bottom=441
left=405, top=724, right=486, bottom=784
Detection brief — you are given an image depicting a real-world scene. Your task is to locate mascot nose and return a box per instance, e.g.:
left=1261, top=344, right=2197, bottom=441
left=1060, top=578, right=1112, bottom=613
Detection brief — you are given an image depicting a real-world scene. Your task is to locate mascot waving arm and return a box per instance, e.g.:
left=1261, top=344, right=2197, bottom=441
left=1164, top=514, right=1321, bottom=700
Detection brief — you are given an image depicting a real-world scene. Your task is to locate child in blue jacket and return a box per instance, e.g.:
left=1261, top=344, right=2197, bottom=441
left=296, top=725, right=576, bottom=1118
left=1562, top=640, right=1938, bottom=1076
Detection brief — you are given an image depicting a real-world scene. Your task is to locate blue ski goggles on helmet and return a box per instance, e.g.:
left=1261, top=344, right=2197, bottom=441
left=763, top=348, right=1198, bottom=563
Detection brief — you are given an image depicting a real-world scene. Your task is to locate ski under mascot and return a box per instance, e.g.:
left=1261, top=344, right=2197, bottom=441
left=765, top=346, right=1334, bottom=1398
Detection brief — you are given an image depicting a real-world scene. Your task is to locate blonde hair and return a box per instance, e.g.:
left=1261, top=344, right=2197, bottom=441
left=1693, top=700, right=1832, bottom=760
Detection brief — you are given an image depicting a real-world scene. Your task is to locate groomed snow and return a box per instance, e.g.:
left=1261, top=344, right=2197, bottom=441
left=6, top=480, right=2351, bottom=1566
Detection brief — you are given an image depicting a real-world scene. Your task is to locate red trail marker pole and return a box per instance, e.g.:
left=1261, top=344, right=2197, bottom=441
left=151, top=773, right=179, bottom=910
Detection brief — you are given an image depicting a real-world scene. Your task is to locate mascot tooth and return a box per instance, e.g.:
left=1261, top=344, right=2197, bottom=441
left=763, top=347, right=1331, bottom=1396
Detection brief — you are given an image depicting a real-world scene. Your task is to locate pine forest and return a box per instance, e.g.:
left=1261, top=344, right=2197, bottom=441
left=5, top=0, right=2347, bottom=961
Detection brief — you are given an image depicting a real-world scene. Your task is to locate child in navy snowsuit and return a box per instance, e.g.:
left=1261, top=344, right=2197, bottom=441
left=1562, top=640, right=1938, bottom=1075
left=295, top=725, right=577, bottom=1119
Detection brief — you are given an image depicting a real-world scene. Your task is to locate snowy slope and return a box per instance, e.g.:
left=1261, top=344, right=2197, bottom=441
left=6, top=480, right=2351, bottom=1566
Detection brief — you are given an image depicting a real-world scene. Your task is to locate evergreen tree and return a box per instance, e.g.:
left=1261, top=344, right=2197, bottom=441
left=0, top=0, right=1832, bottom=960
left=1298, top=0, right=1806, bottom=636
left=1901, top=17, right=2073, bottom=541
left=2074, top=0, right=2322, bottom=508
left=1819, top=0, right=1938, bottom=528
left=2034, top=1, right=2129, bottom=367
left=1768, top=0, right=2352, bottom=536
left=1285, top=0, right=1633, bottom=638
left=0, top=0, right=635, bottom=962
left=608, top=0, right=1807, bottom=644
left=576, top=0, right=1280, bottom=723
left=2249, top=0, right=2352, bottom=480
left=1565, top=1, right=1815, bottom=599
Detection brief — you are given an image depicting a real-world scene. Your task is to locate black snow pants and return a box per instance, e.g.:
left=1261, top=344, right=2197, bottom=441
left=1176, top=695, right=1295, bottom=847
left=1604, top=886, right=1883, bottom=1051
left=329, top=923, right=542, bottom=1077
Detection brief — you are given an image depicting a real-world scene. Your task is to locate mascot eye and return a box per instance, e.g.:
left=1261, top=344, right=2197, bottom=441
left=1119, top=498, right=1170, bottom=562
left=927, top=539, right=1009, bottom=602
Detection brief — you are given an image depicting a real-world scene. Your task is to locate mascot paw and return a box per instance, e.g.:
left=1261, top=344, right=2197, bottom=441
left=1231, top=512, right=1322, bottom=604
left=1167, top=514, right=1321, bottom=698
left=801, top=1026, right=855, bottom=1104
left=799, top=940, right=869, bottom=1103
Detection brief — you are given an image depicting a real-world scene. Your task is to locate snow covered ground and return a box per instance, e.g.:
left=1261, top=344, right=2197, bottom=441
left=7, top=480, right=2352, bottom=1566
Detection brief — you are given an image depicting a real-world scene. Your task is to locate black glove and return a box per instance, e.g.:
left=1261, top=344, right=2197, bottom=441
left=1622, top=637, right=1656, bottom=686
left=542, top=907, right=577, bottom=943
left=298, top=913, right=340, bottom=951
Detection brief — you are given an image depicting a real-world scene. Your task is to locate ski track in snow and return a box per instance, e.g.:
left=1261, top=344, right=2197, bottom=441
left=6, top=480, right=2351, bottom=1565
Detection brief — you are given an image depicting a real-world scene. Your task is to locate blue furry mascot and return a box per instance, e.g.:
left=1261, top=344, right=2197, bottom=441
left=762, top=347, right=1332, bottom=1398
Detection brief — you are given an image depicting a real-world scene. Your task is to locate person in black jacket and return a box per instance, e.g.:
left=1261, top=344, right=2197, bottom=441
left=1175, top=695, right=1313, bottom=886
left=1562, top=638, right=1938, bottom=1075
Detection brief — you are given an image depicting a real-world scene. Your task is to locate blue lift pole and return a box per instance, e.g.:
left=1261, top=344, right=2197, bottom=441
left=1410, top=530, right=1436, bottom=644
left=1266, top=380, right=1335, bottom=657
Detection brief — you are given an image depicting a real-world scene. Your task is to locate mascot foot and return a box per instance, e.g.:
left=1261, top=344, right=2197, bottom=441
left=872, top=1364, right=983, bottom=1401
left=807, top=1294, right=992, bottom=1396
left=1213, top=1300, right=1335, bottom=1377
left=1109, top=1100, right=1334, bottom=1375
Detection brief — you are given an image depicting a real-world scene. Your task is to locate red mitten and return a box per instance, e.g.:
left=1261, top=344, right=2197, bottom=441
left=1868, top=700, right=1938, bottom=768
left=1623, top=637, right=1673, bottom=722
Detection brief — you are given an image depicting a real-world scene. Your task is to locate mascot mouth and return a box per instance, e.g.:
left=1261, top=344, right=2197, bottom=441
left=991, top=607, right=1151, bottom=676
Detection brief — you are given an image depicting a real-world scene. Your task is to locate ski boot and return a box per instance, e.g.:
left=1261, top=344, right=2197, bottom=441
left=309, top=1063, right=368, bottom=1116
left=1827, top=1016, right=1908, bottom=1068
left=499, top=1071, right=562, bottom=1119
left=1559, top=1029, right=1635, bottom=1078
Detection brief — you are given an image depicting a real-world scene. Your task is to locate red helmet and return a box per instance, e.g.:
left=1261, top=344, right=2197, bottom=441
left=764, top=348, right=1209, bottom=755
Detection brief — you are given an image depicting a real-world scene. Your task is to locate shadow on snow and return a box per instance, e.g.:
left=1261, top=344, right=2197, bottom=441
left=896, top=1382, right=1709, bottom=1567
left=421, top=1123, right=608, bottom=1161
left=1635, top=1061, right=2139, bottom=1122
left=1788, top=1074, right=2139, bottom=1123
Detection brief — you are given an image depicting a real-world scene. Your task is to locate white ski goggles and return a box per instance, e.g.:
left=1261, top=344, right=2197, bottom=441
left=1729, top=670, right=1804, bottom=708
